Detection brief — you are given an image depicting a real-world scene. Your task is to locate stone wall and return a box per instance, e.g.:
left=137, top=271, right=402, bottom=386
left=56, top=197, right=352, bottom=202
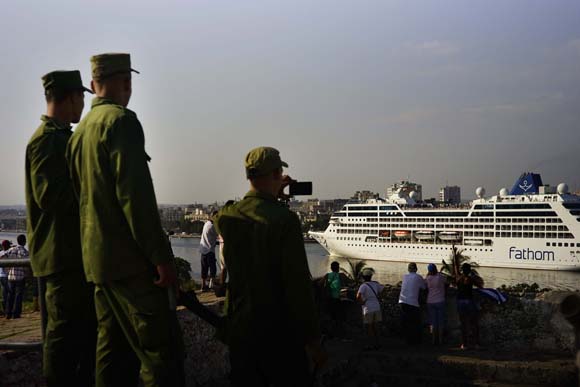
left=1, top=287, right=576, bottom=386
left=178, top=303, right=230, bottom=386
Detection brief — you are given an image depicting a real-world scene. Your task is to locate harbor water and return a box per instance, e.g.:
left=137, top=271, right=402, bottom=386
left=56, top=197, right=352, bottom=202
left=2, top=232, right=579, bottom=290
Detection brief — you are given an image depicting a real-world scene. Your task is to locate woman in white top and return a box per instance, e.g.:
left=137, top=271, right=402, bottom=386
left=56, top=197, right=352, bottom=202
left=425, top=263, right=447, bottom=345
left=356, top=268, right=384, bottom=350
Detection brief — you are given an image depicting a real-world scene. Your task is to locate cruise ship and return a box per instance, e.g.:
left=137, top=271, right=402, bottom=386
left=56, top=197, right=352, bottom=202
left=309, top=173, right=580, bottom=271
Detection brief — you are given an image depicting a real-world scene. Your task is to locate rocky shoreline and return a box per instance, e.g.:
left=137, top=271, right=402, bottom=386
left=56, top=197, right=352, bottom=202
left=1, top=285, right=578, bottom=386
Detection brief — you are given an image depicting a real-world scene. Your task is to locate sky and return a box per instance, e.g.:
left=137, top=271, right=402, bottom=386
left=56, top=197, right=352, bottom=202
left=1, top=0, right=579, bottom=205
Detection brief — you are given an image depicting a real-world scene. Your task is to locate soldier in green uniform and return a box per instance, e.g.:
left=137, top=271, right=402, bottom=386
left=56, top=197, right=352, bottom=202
left=215, top=147, right=326, bottom=386
left=65, top=53, right=184, bottom=387
left=25, top=70, right=96, bottom=386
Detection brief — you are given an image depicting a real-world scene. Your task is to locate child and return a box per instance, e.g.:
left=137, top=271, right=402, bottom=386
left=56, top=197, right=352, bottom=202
left=356, top=268, right=384, bottom=350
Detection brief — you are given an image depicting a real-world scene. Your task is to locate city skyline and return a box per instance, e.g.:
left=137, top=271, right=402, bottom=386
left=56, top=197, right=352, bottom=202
left=1, top=1, right=579, bottom=205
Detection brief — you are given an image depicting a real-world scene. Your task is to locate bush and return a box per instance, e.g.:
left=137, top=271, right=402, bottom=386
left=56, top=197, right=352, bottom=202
left=174, top=256, right=196, bottom=291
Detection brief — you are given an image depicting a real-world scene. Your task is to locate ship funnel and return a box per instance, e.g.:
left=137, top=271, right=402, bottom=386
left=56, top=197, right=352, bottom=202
left=509, top=172, right=543, bottom=195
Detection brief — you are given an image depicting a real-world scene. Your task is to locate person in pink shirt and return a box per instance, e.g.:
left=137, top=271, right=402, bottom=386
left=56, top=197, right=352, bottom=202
left=425, top=263, right=447, bottom=345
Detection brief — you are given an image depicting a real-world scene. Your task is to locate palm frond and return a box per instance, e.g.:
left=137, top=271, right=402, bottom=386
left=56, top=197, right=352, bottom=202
left=440, top=244, right=479, bottom=284
left=339, top=258, right=371, bottom=284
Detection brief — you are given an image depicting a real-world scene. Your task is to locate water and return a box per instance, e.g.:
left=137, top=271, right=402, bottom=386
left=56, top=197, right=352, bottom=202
left=3, top=232, right=579, bottom=290
left=144, top=236, right=580, bottom=290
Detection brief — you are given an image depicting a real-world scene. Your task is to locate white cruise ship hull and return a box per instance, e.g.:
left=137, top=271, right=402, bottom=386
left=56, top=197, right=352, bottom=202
left=309, top=231, right=580, bottom=271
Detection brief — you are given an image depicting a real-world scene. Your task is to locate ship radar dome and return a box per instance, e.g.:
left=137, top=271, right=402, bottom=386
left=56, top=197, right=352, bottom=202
left=476, top=187, right=485, bottom=198
left=499, top=188, right=509, bottom=196
left=409, top=191, right=418, bottom=200
left=557, top=183, right=569, bottom=195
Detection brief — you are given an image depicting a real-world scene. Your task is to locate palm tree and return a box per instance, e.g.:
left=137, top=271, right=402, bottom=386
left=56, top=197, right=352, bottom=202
left=341, top=258, right=374, bottom=285
left=440, top=245, right=479, bottom=285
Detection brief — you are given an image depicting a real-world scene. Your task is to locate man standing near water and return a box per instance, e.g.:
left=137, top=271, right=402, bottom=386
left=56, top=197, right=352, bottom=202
left=215, top=146, right=326, bottom=386
left=66, top=53, right=184, bottom=387
left=25, top=70, right=96, bottom=386
left=199, top=210, right=218, bottom=291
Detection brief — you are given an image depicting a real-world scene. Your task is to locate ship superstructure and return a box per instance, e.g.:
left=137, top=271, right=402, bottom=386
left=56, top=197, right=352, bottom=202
left=309, top=173, right=580, bottom=271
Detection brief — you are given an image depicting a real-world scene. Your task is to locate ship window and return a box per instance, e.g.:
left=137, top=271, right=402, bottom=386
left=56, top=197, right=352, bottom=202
left=564, top=243, right=569, bottom=247
left=558, top=243, right=563, bottom=247
left=496, top=211, right=557, bottom=217
left=351, top=206, right=378, bottom=211
left=496, top=203, right=551, bottom=209
left=474, top=204, right=494, bottom=210
left=535, top=233, right=545, bottom=238
left=563, top=203, right=580, bottom=209
left=577, top=243, right=580, bottom=247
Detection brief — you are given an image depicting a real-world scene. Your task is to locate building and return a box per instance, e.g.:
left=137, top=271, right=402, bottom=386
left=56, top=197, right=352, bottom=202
left=184, top=207, right=211, bottom=223
left=386, top=181, right=422, bottom=201
left=351, top=190, right=379, bottom=202
left=439, top=185, right=461, bottom=204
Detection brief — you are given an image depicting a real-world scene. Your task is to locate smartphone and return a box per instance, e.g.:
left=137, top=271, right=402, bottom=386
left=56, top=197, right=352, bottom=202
left=289, top=181, right=313, bottom=196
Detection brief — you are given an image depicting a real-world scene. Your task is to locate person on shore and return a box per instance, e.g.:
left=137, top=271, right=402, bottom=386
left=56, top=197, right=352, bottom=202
left=456, top=263, right=484, bottom=350
left=25, top=70, right=96, bottom=385
left=356, top=268, right=384, bottom=350
left=0, top=240, right=12, bottom=316
left=66, top=53, right=184, bottom=387
left=322, top=261, right=344, bottom=336
left=4, top=235, right=30, bottom=320
left=199, top=210, right=219, bottom=291
left=425, top=263, right=447, bottom=345
left=398, top=262, right=426, bottom=345
left=215, top=146, right=326, bottom=386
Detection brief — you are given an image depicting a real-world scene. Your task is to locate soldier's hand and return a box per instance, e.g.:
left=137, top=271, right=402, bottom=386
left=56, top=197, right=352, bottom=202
left=154, top=262, right=178, bottom=288
left=277, top=175, right=295, bottom=200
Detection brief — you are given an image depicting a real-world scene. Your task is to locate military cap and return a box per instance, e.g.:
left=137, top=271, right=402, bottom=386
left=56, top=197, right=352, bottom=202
left=91, top=53, right=140, bottom=80
left=41, top=70, right=93, bottom=94
left=245, top=146, right=288, bottom=178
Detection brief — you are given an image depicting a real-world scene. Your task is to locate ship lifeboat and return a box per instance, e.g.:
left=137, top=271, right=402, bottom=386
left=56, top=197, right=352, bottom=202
left=394, top=230, right=411, bottom=239
left=464, top=239, right=483, bottom=246
left=414, top=231, right=434, bottom=240
left=438, top=231, right=461, bottom=241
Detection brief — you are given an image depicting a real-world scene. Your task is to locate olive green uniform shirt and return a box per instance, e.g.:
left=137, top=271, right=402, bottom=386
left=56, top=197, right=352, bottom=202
left=25, top=115, right=82, bottom=277
left=215, top=191, right=320, bottom=348
left=65, top=97, right=172, bottom=284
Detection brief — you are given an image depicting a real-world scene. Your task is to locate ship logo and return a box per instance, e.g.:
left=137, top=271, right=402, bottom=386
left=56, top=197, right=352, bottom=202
left=519, top=179, right=533, bottom=192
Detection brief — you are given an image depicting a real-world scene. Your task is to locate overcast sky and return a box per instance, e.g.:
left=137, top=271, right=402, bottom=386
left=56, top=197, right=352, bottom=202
left=1, top=0, right=579, bottom=205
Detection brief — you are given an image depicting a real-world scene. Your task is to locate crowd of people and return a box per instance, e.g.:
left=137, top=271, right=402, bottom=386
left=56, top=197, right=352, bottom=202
left=323, top=259, right=485, bottom=351
left=0, top=235, right=31, bottom=319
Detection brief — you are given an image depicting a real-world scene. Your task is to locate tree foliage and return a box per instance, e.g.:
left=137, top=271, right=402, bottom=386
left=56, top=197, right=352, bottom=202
left=440, top=245, right=479, bottom=285
left=340, top=258, right=374, bottom=285
left=174, top=256, right=196, bottom=290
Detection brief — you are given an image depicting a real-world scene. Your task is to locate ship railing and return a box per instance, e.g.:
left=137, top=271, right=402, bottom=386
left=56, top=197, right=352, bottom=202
left=0, top=258, right=46, bottom=352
